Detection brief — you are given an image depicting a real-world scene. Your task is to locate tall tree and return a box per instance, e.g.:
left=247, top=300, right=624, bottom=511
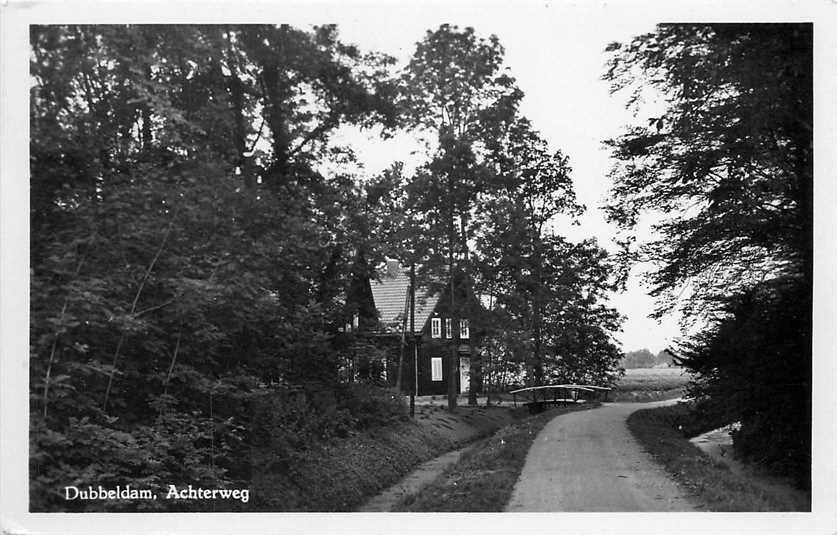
left=604, top=23, right=812, bottom=485
left=475, top=118, right=585, bottom=384
left=401, top=24, right=522, bottom=407
left=603, top=23, right=812, bottom=319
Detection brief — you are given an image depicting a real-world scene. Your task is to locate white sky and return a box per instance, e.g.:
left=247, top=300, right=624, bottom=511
left=330, top=5, right=680, bottom=353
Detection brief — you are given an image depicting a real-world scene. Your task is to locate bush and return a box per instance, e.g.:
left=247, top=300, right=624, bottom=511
left=337, top=383, right=408, bottom=429
left=678, top=277, right=811, bottom=489
left=30, top=405, right=246, bottom=512
left=250, top=383, right=408, bottom=460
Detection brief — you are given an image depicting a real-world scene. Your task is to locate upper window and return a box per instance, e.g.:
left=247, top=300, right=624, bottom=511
left=445, top=318, right=452, bottom=339
left=431, top=317, right=441, bottom=338
left=460, top=319, right=469, bottom=339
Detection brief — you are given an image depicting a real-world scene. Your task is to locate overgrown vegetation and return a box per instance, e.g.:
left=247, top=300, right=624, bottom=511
left=627, top=405, right=810, bottom=511
left=252, top=401, right=517, bottom=511
left=605, top=24, right=812, bottom=487
left=393, top=403, right=598, bottom=511
left=29, top=24, right=624, bottom=511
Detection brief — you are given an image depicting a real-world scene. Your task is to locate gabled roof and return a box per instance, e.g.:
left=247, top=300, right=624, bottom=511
left=370, top=262, right=440, bottom=334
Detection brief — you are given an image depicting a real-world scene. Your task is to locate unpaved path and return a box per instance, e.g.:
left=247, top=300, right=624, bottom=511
left=506, top=400, right=696, bottom=512
left=357, top=404, right=515, bottom=512
left=357, top=445, right=469, bottom=512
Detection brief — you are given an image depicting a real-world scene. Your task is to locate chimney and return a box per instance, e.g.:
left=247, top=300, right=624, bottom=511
left=386, top=259, right=401, bottom=278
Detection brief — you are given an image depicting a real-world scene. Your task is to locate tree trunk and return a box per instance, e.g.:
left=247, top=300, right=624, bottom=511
left=261, top=62, right=291, bottom=184
left=447, top=182, right=458, bottom=412
left=459, top=212, right=480, bottom=406
left=225, top=30, right=251, bottom=188
left=532, top=231, right=544, bottom=386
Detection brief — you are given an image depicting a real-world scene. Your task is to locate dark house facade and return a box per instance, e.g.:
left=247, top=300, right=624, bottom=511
left=367, top=260, right=477, bottom=396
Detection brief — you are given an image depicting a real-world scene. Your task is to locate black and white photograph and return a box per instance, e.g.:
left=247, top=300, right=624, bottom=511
left=1, top=1, right=836, bottom=533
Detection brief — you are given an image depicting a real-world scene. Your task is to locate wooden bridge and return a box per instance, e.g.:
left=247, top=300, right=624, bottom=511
left=509, top=384, right=612, bottom=412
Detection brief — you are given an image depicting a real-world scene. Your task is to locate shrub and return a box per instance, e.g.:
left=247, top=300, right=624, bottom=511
left=30, top=405, right=245, bottom=512
left=337, top=383, right=408, bottom=429
left=678, top=277, right=811, bottom=489
left=250, top=383, right=408, bottom=462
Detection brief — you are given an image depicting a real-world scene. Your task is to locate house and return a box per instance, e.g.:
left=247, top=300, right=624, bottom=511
left=368, top=259, right=477, bottom=396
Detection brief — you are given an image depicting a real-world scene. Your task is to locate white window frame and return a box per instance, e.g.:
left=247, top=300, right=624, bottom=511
left=445, top=318, right=452, bottom=338
left=431, top=317, right=441, bottom=338
left=460, top=319, right=469, bottom=339
left=431, top=357, right=443, bottom=381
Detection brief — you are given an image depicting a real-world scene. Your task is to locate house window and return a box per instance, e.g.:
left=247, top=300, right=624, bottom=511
left=431, top=318, right=441, bottom=338
left=460, top=319, right=469, bottom=339
left=445, top=318, right=452, bottom=338
left=431, top=357, right=443, bottom=381
left=352, top=314, right=359, bottom=330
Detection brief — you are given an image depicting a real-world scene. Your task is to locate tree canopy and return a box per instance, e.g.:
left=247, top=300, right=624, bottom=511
left=604, top=23, right=812, bottom=486
left=603, top=23, right=812, bottom=320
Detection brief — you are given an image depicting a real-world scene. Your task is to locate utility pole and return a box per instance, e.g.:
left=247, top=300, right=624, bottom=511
left=409, top=264, right=416, bottom=418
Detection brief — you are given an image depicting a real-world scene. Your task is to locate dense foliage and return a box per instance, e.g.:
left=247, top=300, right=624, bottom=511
left=29, top=24, right=625, bottom=511
left=604, top=24, right=812, bottom=486
left=29, top=24, right=401, bottom=512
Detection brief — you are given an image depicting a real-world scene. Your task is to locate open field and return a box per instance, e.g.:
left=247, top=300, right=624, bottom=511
left=612, top=367, right=691, bottom=402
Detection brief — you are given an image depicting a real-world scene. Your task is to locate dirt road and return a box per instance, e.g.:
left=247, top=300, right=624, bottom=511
left=506, top=400, right=696, bottom=511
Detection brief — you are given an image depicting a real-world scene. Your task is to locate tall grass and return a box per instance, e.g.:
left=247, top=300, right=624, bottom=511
left=627, top=404, right=810, bottom=511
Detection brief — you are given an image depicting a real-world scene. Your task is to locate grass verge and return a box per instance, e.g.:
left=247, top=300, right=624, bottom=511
left=393, top=403, right=600, bottom=511
left=627, top=404, right=810, bottom=511
left=250, top=404, right=516, bottom=511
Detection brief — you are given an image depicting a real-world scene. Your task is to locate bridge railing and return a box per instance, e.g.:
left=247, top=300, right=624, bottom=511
left=508, top=384, right=612, bottom=410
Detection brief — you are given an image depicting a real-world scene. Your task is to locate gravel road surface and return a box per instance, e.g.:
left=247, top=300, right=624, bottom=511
left=506, top=400, right=696, bottom=511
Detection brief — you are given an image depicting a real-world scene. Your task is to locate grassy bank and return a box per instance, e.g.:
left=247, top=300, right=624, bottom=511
left=393, top=403, right=600, bottom=511
left=612, top=367, right=690, bottom=402
left=627, top=404, right=810, bottom=511
left=250, top=403, right=517, bottom=511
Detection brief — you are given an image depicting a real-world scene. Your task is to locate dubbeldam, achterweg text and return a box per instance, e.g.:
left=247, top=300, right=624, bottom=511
left=63, top=485, right=250, bottom=503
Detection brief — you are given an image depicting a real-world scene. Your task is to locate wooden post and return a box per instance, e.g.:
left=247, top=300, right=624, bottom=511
left=409, top=347, right=415, bottom=418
